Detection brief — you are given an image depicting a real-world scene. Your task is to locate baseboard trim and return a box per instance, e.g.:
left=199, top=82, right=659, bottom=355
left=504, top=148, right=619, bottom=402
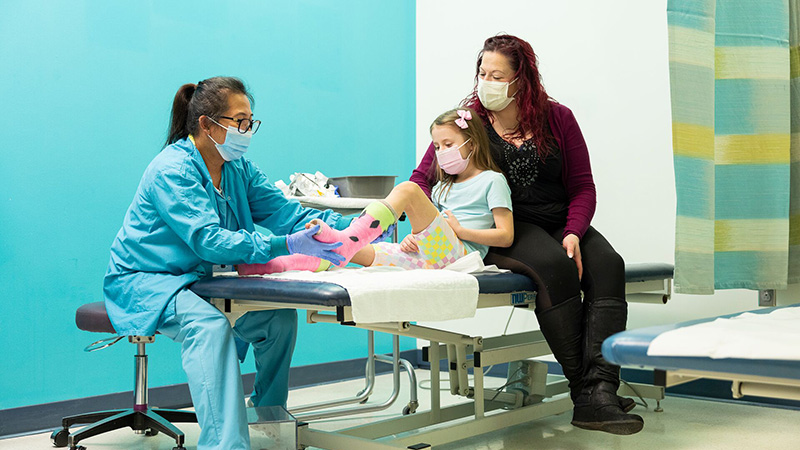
left=5, top=349, right=796, bottom=438
left=416, top=357, right=800, bottom=410
left=0, top=349, right=419, bottom=438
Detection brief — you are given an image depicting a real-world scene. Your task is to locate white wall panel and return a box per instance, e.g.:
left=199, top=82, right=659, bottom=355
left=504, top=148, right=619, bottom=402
left=415, top=0, right=768, bottom=341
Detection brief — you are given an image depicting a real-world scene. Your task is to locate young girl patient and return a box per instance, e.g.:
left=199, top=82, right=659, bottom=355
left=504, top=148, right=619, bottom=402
left=238, top=108, right=513, bottom=275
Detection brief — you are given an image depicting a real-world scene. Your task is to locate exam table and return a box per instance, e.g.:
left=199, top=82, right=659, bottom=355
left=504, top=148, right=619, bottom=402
left=189, top=263, right=674, bottom=450
left=602, top=304, right=800, bottom=403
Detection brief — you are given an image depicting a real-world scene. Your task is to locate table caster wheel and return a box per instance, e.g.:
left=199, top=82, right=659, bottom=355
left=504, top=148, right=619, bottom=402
left=145, top=428, right=159, bottom=436
left=403, top=401, right=419, bottom=415
left=51, top=428, right=69, bottom=447
left=402, top=402, right=418, bottom=415
left=356, top=388, right=370, bottom=404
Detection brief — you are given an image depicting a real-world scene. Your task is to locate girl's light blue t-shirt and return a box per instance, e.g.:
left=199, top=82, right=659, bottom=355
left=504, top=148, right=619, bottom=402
left=430, top=170, right=513, bottom=258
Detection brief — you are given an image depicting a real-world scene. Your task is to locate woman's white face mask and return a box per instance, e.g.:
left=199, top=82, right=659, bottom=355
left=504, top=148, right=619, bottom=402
left=477, top=78, right=517, bottom=111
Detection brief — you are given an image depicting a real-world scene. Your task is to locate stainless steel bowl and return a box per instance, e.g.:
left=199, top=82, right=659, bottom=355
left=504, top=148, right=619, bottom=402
left=327, top=176, right=397, bottom=198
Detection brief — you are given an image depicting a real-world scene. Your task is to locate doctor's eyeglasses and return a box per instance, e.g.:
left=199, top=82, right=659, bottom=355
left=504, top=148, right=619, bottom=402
left=220, top=116, right=261, bottom=134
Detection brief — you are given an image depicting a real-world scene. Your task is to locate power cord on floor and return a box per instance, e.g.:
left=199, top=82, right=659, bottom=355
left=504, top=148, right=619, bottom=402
left=620, top=378, right=649, bottom=409
left=488, top=366, right=526, bottom=402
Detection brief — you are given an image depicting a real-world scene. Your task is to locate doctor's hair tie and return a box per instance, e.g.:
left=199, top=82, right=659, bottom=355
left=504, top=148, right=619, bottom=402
left=455, top=109, right=472, bottom=129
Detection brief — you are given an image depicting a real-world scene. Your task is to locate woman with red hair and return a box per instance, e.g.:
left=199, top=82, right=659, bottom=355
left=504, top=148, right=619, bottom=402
left=410, top=34, right=643, bottom=435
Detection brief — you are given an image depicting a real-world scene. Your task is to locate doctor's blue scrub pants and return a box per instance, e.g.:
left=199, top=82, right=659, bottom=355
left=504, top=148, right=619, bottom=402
left=158, top=288, right=297, bottom=450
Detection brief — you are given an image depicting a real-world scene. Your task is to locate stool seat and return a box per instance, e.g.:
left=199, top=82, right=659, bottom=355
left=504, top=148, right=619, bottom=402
left=56, top=302, right=194, bottom=449
left=75, top=302, right=115, bottom=334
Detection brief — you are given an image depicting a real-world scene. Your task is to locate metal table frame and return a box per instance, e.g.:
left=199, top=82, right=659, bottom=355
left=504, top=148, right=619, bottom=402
left=204, top=268, right=672, bottom=449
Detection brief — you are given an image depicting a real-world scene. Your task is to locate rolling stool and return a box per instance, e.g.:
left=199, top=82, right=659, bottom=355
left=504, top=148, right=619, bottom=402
left=51, top=302, right=197, bottom=450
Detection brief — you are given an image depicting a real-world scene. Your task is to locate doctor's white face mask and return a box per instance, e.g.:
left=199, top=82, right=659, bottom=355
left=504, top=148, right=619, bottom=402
left=207, top=118, right=252, bottom=161
left=477, top=78, right=517, bottom=111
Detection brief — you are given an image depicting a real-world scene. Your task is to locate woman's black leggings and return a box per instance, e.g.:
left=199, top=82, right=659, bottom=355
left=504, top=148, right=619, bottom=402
left=484, top=220, right=625, bottom=310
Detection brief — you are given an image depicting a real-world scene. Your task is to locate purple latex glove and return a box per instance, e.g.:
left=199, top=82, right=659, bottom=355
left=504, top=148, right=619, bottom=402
left=370, top=223, right=397, bottom=244
left=286, top=225, right=344, bottom=265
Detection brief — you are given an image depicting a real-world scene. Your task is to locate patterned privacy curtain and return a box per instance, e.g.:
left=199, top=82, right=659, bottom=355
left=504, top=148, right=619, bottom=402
left=668, top=0, right=800, bottom=294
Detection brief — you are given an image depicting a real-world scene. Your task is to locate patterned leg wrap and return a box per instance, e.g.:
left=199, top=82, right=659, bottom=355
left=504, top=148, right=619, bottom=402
left=372, top=213, right=467, bottom=269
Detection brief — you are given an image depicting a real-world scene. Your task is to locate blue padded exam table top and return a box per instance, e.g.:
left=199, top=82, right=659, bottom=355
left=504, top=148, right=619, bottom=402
left=190, top=263, right=674, bottom=307
left=602, top=304, right=800, bottom=381
left=191, top=272, right=537, bottom=308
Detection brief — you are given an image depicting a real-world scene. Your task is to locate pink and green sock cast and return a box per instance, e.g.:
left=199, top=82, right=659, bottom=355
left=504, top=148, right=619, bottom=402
left=313, top=200, right=398, bottom=267
left=237, top=254, right=330, bottom=275
left=237, top=201, right=397, bottom=275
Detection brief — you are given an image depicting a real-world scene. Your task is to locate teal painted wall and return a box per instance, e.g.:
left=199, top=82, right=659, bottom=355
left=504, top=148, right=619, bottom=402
left=0, top=0, right=415, bottom=410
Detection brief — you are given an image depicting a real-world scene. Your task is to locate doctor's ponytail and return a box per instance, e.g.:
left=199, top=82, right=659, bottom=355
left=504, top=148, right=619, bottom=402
left=165, top=83, right=197, bottom=147
left=164, top=77, right=253, bottom=148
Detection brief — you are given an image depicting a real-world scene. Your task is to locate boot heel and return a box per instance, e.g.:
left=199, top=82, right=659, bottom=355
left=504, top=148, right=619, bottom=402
left=571, top=416, right=644, bottom=435
left=571, top=382, right=644, bottom=435
left=619, top=396, right=636, bottom=413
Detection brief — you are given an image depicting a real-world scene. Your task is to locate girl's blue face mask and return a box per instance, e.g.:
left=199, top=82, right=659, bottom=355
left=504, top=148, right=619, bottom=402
left=207, top=118, right=252, bottom=161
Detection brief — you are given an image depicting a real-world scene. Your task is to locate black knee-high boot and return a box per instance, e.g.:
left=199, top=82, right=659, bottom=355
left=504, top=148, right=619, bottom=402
left=535, top=295, right=586, bottom=399
left=571, top=297, right=643, bottom=435
left=535, top=296, right=637, bottom=411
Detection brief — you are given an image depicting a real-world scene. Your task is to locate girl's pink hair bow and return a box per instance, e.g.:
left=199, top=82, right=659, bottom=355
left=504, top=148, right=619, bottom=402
left=454, top=109, right=472, bottom=129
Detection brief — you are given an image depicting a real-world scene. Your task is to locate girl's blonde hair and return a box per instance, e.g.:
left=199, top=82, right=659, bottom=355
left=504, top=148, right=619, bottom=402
left=429, top=107, right=500, bottom=204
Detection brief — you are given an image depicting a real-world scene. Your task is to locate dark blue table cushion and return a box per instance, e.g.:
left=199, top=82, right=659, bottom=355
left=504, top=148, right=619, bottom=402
left=190, top=272, right=535, bottom=307
left=190, top=263, right=673, bottom=308
left=191, top=276, right=352, bottom=307
left=624, top=263, right=674, bottom=282
left=602, top=304, right=800, bottom=380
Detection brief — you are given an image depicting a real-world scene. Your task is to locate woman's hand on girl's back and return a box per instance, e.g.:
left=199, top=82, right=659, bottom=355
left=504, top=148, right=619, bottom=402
left=399, top=234, right=419, bottom=253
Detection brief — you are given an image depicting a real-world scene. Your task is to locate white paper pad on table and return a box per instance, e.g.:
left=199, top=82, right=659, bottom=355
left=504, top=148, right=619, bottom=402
left=254, top=266, right=479, bottom=323
left=646, top=307, right=800, bottom=360
left=443, top=251, right=510, bottom=274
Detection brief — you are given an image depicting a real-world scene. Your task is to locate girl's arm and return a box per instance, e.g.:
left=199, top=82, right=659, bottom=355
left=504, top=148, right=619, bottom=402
left=443, top=207, right=514, bottom=248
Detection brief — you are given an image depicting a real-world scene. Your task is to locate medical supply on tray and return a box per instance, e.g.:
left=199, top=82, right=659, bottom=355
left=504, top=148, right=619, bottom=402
left=275, top=171, right=338, bottom=198
left=274, top=172, right=398, bottom=200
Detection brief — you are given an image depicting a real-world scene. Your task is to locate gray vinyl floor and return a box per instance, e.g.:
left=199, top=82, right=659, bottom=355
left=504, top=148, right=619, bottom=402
left=2, top=370, right=799, bottom=449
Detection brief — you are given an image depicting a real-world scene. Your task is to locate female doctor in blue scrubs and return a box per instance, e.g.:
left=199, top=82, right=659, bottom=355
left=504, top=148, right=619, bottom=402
left=103, top=76, right=350, bottom=450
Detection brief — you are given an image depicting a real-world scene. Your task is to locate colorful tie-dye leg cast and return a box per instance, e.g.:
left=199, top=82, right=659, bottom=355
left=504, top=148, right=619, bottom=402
left=237, top=200, right=397, bottom=275
left=314, top=200, right=398, bottom=267
left=372, top=213, right=468, bottom=270
left=237, top=254, right=330, bottom=275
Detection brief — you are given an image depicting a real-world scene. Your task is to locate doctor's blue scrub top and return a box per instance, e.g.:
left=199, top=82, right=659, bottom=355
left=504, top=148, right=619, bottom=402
left=104, top=137, right=350, bottom=336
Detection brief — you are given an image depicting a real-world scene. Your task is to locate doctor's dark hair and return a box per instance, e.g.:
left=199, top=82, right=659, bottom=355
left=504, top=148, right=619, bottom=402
left=165, top=76, right=254, bottom=147
left=429, top=107, right=499, bottom=205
